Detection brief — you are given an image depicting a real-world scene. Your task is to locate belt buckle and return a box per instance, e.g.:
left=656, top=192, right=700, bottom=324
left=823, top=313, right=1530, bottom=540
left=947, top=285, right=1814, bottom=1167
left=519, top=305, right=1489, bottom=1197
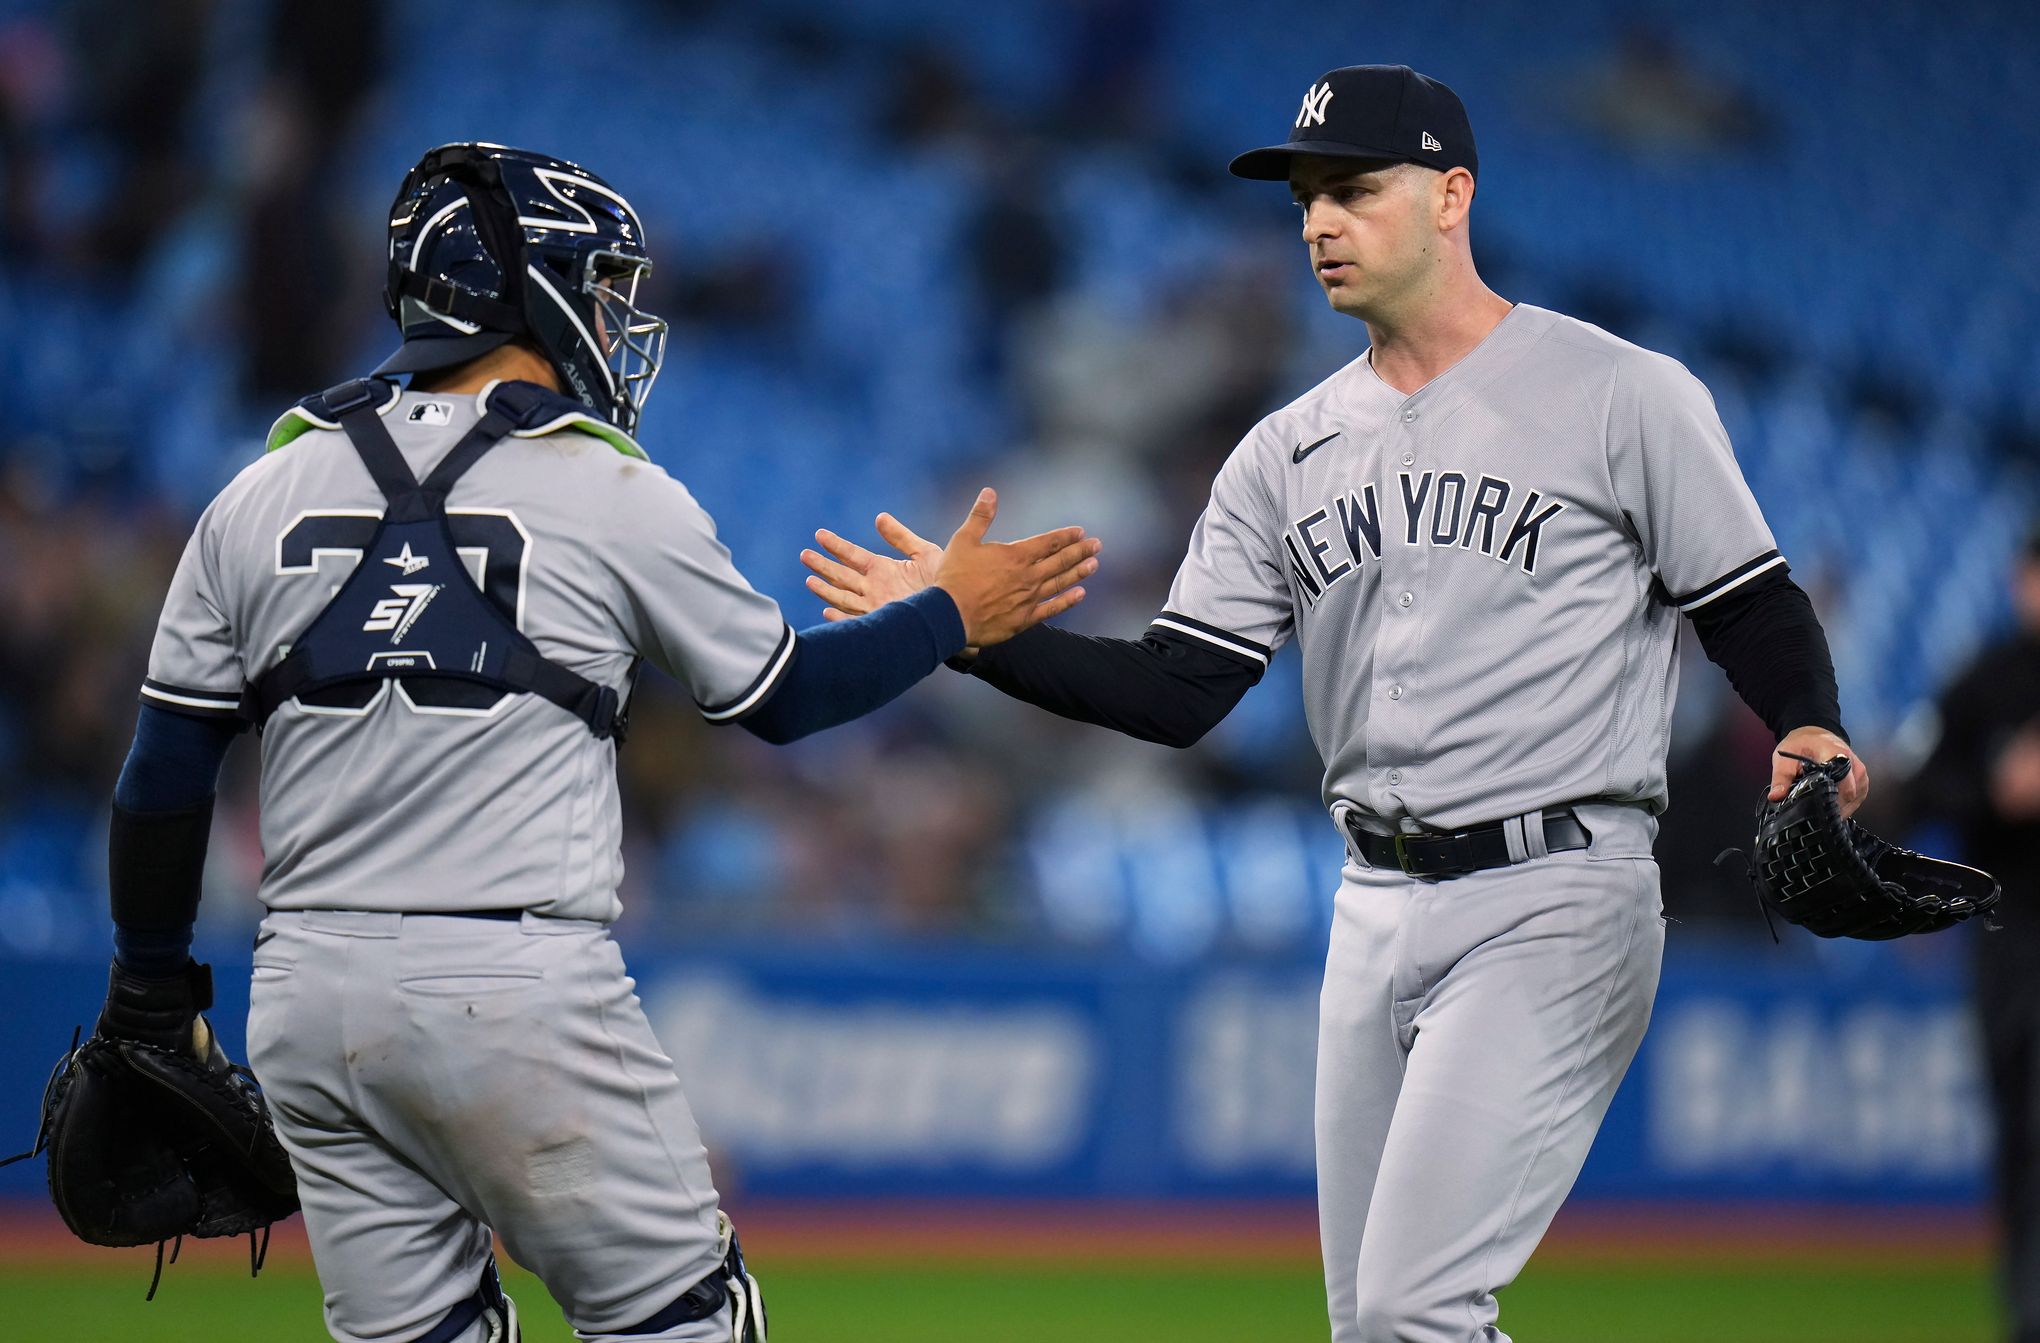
left=1393, top=831, right=1480, bottom=879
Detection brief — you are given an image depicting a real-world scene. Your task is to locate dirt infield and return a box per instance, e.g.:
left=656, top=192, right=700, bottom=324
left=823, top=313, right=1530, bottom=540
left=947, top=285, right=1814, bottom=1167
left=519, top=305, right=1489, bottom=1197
left=0, top=1197, right=1991, bottom=1273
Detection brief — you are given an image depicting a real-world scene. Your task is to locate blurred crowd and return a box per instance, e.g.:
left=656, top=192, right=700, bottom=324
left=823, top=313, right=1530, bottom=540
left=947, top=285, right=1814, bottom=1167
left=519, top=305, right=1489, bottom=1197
left=0, top=0, right=2032, bottom=962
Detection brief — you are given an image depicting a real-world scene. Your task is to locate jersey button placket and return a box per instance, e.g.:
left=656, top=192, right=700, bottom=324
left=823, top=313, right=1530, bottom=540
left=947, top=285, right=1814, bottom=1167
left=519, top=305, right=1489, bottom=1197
left=1373, top=403, right=1429, bottom=810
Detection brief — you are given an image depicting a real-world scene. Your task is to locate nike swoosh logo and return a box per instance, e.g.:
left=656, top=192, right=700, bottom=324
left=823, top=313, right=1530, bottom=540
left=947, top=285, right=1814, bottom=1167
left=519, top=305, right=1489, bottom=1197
left=1292, top=431, right=1340, bottom=464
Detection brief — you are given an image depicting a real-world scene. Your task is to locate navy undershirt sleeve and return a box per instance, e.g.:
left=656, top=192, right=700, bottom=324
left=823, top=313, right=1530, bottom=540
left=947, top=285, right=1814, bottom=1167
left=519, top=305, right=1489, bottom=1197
left=962, top=624, right=1263, bottom=747
left=114, top=705, right=237, bottom=812
left=738, top=588, right=967, bottom=744
left=109, top=705, right=238, bottom=976
left=1687, top=568, right=1848, bottom=741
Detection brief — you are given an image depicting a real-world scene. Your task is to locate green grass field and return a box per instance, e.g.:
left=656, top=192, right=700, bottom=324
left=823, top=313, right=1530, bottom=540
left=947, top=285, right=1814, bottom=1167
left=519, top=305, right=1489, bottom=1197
left=0, top=1256, right=1998, bottom=1342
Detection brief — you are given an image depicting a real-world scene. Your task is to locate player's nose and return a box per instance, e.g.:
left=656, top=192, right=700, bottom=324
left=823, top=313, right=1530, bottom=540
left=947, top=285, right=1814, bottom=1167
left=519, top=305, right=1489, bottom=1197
left=1300, top=197, right=1341, bottom=244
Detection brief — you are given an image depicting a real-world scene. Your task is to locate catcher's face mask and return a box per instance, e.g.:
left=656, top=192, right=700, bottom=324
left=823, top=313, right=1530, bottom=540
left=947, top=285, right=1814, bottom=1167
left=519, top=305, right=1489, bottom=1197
left=587, top=251, right=668, bottom=435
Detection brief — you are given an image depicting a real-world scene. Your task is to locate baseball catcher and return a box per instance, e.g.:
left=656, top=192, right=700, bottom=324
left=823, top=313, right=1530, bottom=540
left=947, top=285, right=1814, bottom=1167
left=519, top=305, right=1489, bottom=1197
left=1729, top=754, right=2002, bottom=939
left=15, top=134, right=1093, bottom=1342
left=1, top=960, right=300, bottom=1297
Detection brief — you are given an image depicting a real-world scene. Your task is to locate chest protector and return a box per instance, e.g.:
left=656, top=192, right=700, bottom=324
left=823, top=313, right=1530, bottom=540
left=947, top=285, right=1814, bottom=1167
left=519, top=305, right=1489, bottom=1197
left=246, top=378, right=627, bottom=739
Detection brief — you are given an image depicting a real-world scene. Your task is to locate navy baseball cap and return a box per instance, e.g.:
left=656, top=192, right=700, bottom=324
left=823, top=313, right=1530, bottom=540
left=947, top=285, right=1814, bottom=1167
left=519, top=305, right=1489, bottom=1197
left=1228, top=65, right=1477, bottom=182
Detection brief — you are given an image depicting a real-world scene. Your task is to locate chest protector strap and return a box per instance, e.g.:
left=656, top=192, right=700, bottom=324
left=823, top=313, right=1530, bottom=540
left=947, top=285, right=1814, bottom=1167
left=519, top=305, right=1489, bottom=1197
left=245, top=379, right=629, bottom=740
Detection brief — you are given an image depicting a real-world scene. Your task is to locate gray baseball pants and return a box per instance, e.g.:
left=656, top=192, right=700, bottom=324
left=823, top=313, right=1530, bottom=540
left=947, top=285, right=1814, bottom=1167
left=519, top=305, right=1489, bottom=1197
left=247, top=909, right=732, bottom=1343
left=1316, top=821, right=1664, bottom=1342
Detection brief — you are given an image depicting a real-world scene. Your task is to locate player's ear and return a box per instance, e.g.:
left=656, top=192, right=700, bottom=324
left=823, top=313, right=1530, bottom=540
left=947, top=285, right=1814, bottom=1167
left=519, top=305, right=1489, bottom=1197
left=1435, top=167, right=1476, bottom=231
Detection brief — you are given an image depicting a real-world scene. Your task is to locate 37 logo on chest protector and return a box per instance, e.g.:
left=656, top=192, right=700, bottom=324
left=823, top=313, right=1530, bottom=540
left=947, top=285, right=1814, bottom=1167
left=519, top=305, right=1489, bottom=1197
left=362, top=582, right=443, bottom=640
left=1284, top=470, right=1567, bottom=608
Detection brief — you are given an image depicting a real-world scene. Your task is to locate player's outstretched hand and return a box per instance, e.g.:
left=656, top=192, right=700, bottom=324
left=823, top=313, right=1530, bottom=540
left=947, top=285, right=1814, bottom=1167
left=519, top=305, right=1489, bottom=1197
left=802, top=514, right=944, bottom=620
left=1770, top=725, right=1869, bottom=817
left=801, top=490, right=1100, bottom=647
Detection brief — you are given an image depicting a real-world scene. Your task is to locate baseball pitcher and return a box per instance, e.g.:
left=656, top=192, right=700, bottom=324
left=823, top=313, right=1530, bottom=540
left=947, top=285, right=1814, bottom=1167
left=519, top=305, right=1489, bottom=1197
left=804, top=66, right=1880, bottom=1343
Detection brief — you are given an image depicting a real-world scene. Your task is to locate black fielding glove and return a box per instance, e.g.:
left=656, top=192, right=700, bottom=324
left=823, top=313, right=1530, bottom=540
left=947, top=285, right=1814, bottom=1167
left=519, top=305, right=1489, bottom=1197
left=96, top=960, right=214, bottom=1052
left=1724, top=754, right=2002, bottom=940
left=6, top=960, right=300, bottom=1269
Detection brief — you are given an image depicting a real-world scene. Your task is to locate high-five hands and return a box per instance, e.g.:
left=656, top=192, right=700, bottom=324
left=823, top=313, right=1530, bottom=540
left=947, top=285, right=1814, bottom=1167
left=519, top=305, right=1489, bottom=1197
left=801, top=489, right=1100, bottom=649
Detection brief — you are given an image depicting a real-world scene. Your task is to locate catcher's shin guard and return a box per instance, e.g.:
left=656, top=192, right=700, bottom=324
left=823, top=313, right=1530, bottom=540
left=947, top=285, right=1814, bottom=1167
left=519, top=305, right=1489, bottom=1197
left=720, top=1213, right=767, bottom=1343
left=615, top=1211, right=765, bottom=1341
left=414, top=1261, right=518, bottom=1343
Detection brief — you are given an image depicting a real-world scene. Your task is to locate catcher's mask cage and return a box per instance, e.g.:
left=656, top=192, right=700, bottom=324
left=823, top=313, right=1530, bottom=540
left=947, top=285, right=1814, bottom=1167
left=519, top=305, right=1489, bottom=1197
left=380, top=142, right=668, bottom=435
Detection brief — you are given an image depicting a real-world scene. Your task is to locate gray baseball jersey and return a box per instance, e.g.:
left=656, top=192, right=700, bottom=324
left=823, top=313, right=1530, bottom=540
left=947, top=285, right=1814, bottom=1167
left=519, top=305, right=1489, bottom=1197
left=1154, top=303, right=1778, bottom=830
left=143, top=381, right=796, bottom=920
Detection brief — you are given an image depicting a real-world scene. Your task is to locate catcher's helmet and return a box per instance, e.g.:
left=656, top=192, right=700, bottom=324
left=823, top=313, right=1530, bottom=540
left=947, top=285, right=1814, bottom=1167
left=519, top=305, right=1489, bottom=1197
left=377, top=142, right=668, bottom=434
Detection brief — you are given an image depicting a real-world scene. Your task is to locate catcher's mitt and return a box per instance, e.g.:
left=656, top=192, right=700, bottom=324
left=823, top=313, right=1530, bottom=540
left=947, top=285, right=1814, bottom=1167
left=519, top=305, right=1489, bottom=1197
left=2, top=967, right=299, bottom=1297
left=1724, top=753, right=2001, bottom=941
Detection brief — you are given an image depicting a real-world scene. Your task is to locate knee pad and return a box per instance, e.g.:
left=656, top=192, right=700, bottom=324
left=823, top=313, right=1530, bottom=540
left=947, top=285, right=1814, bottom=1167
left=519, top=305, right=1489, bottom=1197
left=616, top=1212, right=766, bottom=1342
left=413, top=1261, right=519, bottom=1343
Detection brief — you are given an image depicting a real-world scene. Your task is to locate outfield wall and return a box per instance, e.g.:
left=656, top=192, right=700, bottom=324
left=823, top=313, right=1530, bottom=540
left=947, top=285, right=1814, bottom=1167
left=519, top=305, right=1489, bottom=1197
left=0, top=938, right=1988, bottom=1206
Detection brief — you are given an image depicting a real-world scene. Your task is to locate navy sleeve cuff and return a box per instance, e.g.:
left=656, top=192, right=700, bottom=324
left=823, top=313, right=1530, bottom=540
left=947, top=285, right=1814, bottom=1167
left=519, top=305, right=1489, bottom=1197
left=736, top=588, right=964, bottom=744
left=114, top=704, right=238, bottom=813
left=905, top=587, right=967, bottom=660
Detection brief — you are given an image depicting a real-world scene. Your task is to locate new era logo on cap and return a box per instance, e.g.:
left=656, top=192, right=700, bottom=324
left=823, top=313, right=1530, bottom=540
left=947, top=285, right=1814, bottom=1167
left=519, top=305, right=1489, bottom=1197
left=1421, top=131, right=1443, bottom=152
left=1296, top=82, right=1335, bottom=129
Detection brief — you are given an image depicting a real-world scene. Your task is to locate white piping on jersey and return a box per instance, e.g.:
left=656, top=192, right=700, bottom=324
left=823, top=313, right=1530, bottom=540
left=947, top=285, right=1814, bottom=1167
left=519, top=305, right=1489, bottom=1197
left=141, top=685, right=242, bottom=711
left=393, top=681, right=518, bottom=720
left=273, top=508, right=382, bottom=575
left=698, top=626, right=798, bottom=722
left=1677, top=553, right=1786, bottom=612
left=1151, top=617, right=1270, bottom=668
left=443, top=503, right=534, bottom=629
left=512, top=412, right=618, bottom=440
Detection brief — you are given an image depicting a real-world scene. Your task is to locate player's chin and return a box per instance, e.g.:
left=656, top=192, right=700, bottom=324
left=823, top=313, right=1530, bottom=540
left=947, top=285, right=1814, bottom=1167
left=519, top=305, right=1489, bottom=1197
left=1320, top=282, right=1368, bottom=316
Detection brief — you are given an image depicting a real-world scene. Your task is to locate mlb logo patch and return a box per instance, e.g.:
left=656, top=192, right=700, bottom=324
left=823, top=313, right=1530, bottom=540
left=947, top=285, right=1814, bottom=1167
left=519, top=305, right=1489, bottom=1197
left=407, top=401, right=453, bottom=425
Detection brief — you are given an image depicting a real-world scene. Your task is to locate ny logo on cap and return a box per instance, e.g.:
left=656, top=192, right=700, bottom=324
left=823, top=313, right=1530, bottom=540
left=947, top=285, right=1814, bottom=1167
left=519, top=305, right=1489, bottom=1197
left=1295, top=82, right=1335, bottom=129
left=1421, top=131, right=1443, bottom=152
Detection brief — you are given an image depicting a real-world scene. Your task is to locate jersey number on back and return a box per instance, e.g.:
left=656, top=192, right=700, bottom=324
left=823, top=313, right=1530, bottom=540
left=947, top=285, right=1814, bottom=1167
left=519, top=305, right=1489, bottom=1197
left=275, top=509, right=531, bottom=717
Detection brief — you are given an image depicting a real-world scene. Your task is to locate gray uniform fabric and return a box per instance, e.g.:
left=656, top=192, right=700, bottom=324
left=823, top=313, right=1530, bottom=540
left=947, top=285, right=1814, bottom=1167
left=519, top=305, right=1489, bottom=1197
left=142, top=382, right=786, bottom=1340
left=144, top=383, right=795, bottom=921
left=1152, top=305, right=1776, bottom=1341
left=1316, top=847, right=1663, bottom=1343
left=1156, top=304, right=1778, bottom=830
left=249, top=911, right=732, bottom=1343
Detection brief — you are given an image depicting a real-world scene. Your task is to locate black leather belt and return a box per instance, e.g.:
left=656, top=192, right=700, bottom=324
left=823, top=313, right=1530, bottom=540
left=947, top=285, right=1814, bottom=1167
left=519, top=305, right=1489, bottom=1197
left=1346, top=809, right=1590, bottom=879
